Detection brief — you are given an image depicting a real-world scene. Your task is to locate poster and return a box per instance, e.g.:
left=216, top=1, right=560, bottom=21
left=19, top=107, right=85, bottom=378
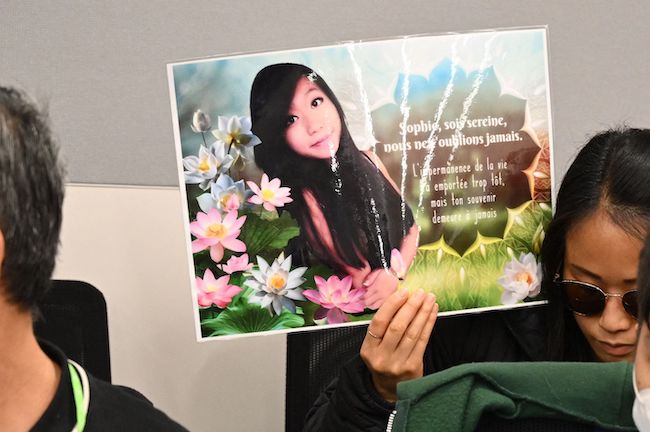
left=167, top=27, right=553, bottom=340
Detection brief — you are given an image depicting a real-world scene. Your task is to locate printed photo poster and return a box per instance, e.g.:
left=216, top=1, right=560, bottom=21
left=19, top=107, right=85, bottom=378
left=167, top=27, right=553, bottom=340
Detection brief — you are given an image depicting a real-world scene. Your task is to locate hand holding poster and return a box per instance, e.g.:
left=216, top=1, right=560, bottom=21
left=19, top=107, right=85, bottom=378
left=167, top=27, right=553, bottom=340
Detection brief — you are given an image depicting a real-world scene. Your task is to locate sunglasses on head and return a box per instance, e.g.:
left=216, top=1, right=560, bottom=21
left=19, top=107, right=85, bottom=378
left=554, top=274, right=638, bottom=318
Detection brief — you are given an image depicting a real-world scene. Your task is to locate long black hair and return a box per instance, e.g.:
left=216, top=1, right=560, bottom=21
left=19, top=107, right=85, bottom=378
left=638, top=234, right=650, bottom=329
left=542, top=127, right=650, bottom=360
left=250, top=63, right=414, bottom=271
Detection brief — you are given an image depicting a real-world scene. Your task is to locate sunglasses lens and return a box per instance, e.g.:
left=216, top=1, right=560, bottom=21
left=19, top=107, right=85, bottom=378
left=623, top=291, right=639, bottom=318
left=563, top=282, right=605, bottom=315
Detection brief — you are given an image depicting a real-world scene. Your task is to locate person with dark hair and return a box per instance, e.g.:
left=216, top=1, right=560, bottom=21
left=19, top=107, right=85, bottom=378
left=250, top=63, right=419, bottom=309
left=633, top=235, right=650, bottom=430
left=0, top=86, right=187, bottom=431
left=305, top=127, right=650, bottom=431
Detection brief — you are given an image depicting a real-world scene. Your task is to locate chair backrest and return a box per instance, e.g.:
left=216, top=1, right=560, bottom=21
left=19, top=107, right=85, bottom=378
left=285, top=324, right=367, bottom=432
left=34, top=280, right=111, bottom=382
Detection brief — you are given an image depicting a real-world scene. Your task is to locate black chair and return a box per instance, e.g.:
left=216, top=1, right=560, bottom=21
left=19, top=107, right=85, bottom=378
left=286, top=325, right=367, bottom=432
left=34, top=280, right=111, bottom=382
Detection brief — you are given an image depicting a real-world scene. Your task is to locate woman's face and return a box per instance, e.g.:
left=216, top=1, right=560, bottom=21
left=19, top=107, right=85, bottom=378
left=565, top=209, right=641, bottom=362
left=284, top=76, right=341, bottom=159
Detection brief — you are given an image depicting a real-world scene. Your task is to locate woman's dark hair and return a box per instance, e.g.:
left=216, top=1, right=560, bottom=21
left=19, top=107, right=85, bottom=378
left=250, top=63, right=413, bottom=270
left=638, top=234, right=650, bottom=328
left=541, top=127, right=650, bottom=360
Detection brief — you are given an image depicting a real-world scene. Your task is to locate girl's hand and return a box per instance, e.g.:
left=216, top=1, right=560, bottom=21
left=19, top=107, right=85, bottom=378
left=362, top=268, right=399, bottom=309
left=360, top=288, right=438, bottom=402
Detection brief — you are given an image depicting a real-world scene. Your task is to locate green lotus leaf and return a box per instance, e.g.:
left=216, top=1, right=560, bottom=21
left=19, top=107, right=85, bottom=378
left=238, top=213, right=277, bottom=256
left=238, top=211, right=300, bottom=257
left=347, top=313, right=375, bottom=322
left=267, top=211, right=301, bottom=250
left=193, top=249, right=214, bottom=274
left=201, top=296, right=304, bottom=336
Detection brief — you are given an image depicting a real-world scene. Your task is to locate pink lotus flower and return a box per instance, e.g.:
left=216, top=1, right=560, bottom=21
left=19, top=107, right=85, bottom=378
left=247, top=174, right=292, bottom=212
left=303, top=275, right=366, bottom=324
left=190, top=208, right=246, bottom=262
left=390, top=248, right=407, bottom=279
left=222, top=194, right=242, bottom=212
left=195, top=269, right=242, bottom=308
left=219, top=253, right=253, bottom=274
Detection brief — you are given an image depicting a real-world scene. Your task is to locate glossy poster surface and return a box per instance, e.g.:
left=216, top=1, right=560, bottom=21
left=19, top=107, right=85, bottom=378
left=167, top=27, right=553, bottom=340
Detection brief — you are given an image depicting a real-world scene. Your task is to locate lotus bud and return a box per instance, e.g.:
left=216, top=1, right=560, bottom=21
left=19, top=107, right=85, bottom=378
left=191, top=110, right=212, bottom=133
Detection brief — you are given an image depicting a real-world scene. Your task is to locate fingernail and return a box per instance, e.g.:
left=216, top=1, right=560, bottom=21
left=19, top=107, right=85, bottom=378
left=398, top=288, right=408, bottom=298
left=414, top=289, right=424, bottom=299
left=363, top=280, right=371, bottom=287
left=425, top=293, right=435, bottom=305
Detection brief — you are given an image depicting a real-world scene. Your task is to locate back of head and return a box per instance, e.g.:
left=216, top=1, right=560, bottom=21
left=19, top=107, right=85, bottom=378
left=0, top=87, right=64, bottom=310
left=542, top=127, right=650, bottom=359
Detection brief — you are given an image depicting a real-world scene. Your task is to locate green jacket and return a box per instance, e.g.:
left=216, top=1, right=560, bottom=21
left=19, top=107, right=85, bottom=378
left=392, top=361, right=635, bottom=432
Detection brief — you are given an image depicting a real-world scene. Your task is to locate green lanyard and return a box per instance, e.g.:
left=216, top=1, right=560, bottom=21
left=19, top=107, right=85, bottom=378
left=67, top=360, right=89, bottom=432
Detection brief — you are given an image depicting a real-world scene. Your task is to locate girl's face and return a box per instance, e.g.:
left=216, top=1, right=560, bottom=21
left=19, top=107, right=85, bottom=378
left=285, top=76, right=341, bottom=160
left=564, top=209, right=641, bottom=362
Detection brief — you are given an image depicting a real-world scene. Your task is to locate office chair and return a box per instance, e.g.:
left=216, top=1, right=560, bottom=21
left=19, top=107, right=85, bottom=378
left=34, top=279, right=111, bottom=382
left=286, top=324, right=367, bottom=431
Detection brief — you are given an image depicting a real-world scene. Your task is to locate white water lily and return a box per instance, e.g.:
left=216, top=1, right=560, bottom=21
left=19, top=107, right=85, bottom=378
left=498, top=252, right=542, bottom=305
left=183, top=141, right=234, bottom=190
left=246, top=253, right=307, bottom=316
left=212, top=116, right=261, bottom=163
left=197, top=173, right=249, bottom=213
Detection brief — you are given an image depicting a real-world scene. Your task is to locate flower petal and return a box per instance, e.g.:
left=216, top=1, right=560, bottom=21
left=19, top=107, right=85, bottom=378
left=303, top=289, right=322, bottom=304
left=197, top=193, right=216, bottom=213
left=209, top=244, right=225, bottom=262
left=326, top=308, right=348, bottom=324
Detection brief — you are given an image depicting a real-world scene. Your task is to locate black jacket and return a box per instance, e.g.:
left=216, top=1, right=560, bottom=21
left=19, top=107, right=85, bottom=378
left=303, top=304, right=547, bottom=432
left=32, top=341, right=188, bottom=432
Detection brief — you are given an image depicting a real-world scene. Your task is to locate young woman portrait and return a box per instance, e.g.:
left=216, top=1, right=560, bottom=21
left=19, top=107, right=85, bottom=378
left=250, top=63, right=419, bottom=310
left=305, top=127, right=650, bottom=431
